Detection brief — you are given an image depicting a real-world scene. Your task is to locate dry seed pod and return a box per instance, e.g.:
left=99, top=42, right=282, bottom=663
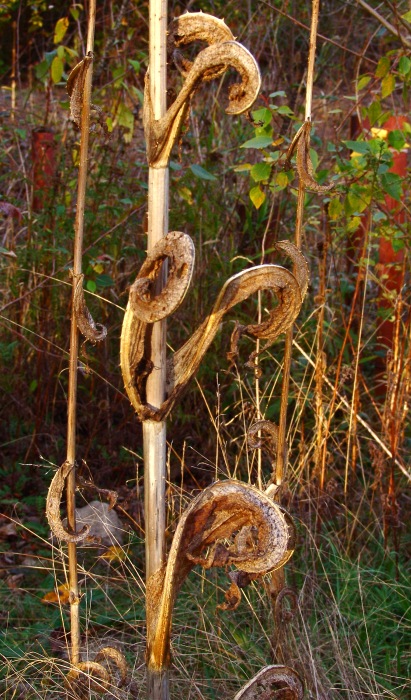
left=145, top=12, right=260, bottom=167
left=296, top=121, right=333, bottom=193
left=46, top=461, right=90, bottom=543
left=65, top=661, right=111, bottom=697
left=95, top=646, right=128, bottom=686
left=248, top=420, right=279, bottom=461
left=71, top=271, right=107, bottom=343
left=168, top=12, right=234, bottom=80
left=233, top=664, right=304, bottom=700
left=121, top=236, right=304, bottom=421
left=146, top=479, right=296, bottom=670
left=67, top=53, right=93, bottom=128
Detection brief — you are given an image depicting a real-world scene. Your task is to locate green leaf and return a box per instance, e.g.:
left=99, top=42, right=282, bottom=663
left=357, top=75, right=371, bottom=90
left=251, top=107, right=272, bottom=126
left=249, top=186, right=266, bottom=209
left=343, top=140, right=370, bottom=154
left=387, top=130, right=406, bottom=151
left=381, top=73, right=395, bottom=99
left=86, top=280, right=97, bottom=293
left=54, top=17, right=69, bottom=44
left=398, top=56, right=411, bottom=76
left=51, top=56, right=64, bottom=84
left=391, top=235, right=405, bottom=253
left=96, top=274, right=114, bottom=288
left=250, top=162, right=271, bottom=182
left=401, top=9, right=411, bottom=22
left=116, top=103, right=134, bottom=142
left=375, top=56, right=390, bottom=78
left=276, top=105, right=293, bottom=115
left=367, top=99, right=382, bottom=126
left=189, top=164, right=217, bottom=181
left=380, top=172, right=402, bottom=201
left=29, top=379, right=38, bottom=393
left=241, top=135, right=273, bottom=149
left=346, top=187, right=371, bottom=214
left=128, top=59, right=141, bottom=73
left=35, top=59, right=50, bottom=81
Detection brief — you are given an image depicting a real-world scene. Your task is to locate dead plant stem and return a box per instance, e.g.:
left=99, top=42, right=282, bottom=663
left=65, top=0, right=96, bottom=665
left=145, top=1, right=169, bottom=698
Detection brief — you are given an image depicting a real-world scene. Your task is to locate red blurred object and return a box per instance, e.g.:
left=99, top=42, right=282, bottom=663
left=31, top=127, right=57, bottom=212
left=376, top=116, right=407, bottom=356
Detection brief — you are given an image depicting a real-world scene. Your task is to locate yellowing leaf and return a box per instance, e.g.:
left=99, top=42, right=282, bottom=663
left=178, top=187, right=194, bottom=205
left=249, top=185, right=266, bottom=209
left=92, top=262, right=104, bottom=274
left=51, top=56, right=64, bottom=84
left=274, top=171, right=289, bottom=190
left=98, top=546, right=126, bottom=563
left=381, top=73, right=395, bottom=99
left=42, top=584, right=70, bottom=604
left=328, top=197, right=343, bottom=220
left=54, top=17, right=69, bottom=44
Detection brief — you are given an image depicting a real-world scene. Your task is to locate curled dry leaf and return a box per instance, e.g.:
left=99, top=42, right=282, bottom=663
left=71, top=271, right=107, bottom=343
left=65, top=661, right=111, bottom=697
left=233, top=665, right=304, bottom=700
left=145, top=12, right=260, bottom=166
left=129, top=231, right=195, bottom=323
left=146, top=479, right=296, bottom=671
left=247, top=420, right=279, bottom=468
left=295, top=121, right=333, bottom=193
left=274, top=586, right=298, bottom=625
left=121, top=235, right=305, bottom=421
left=46, top=461, right=90, bottom=543
left=168, top=12, right=234, bottom=80
left=275, top=239, right=310, bottom=299
left=65, top=647, right=127, bottom=697
left=67, top=53, right=94, bottom=128
left=95, top=646, right=128, bottom=686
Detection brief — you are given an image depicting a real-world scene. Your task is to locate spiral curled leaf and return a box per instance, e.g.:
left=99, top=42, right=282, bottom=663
left=233, top=665, right=304, bottom=700
left=145, top=12, right=260, bottom=167
left=121, top=236, right=306, bottom=421
left=146, top=479, right=296, bottom=670
left=46, top=461, right=90, bottom=543
left=65, top=662, right=111, bottom=697
left=72, top=271, right=107, bottom=343
left=65, top=647, right=127, bottom=697
left=248, top=420, right=279, bottom=460
left=129, top=231, right=195, bottom=323
left=168, top=12, right=234, bottom=80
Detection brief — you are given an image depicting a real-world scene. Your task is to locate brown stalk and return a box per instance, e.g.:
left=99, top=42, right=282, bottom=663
left=64, top=0, right=96, bottom=665
left=270, top=0, right=321, bottom=646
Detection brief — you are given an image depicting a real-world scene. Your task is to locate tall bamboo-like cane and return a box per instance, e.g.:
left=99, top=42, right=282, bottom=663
left=145, top=1, right=169, bottom=697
